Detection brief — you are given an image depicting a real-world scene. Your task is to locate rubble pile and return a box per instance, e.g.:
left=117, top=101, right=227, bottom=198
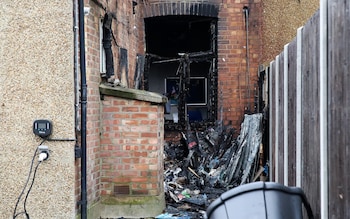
left=161, top=114, right=264, bottom=218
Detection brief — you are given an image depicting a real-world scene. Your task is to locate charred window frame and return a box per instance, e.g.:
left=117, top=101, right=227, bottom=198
left=144, top=17, right=218, bottom=131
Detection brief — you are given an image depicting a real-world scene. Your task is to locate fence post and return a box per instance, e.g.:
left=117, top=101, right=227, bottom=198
left=269, top=62, right=274, bottom=182
left=320, top=0, right=328, bottom=218
left=275, top=55, right=280, bottom=183
left=296, top=26, right=303, bottom=188
left=283, top=44, right=289, bottom=186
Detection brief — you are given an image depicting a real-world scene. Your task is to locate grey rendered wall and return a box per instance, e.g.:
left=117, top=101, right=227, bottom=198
left=0, top=1, right=75, bottom=218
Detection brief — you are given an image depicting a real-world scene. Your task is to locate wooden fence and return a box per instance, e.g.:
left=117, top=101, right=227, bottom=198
left=267, top=1, right=350, bottom=218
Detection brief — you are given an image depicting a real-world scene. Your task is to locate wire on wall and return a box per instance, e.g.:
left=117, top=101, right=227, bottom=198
left=12, top=139, right=46, bottom=219
left=23, top=162, right=42, bottom=217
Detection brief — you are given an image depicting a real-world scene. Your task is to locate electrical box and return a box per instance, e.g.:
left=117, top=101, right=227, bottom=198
left=33, top=119, right=52, bottom=138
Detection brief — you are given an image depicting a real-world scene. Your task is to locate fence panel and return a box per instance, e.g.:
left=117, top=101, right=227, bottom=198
left=277, top=53, right=285, bottom=184
left=287, top=38, right=297, bottom=187
left=267, top=10, right=320, bottom=218
left=300, top=10, right=320, bottom=219
left=269, top=60, right=276, bottom=182
left=268, top=2, right=350, bottom=218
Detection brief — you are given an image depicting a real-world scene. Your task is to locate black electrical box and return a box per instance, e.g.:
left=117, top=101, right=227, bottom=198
left=33, top=119, right=52, bottom=138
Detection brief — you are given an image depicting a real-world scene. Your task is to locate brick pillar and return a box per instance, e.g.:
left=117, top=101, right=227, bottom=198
left=100, top=95, right=164, bottom=196
left=99, top=84, right=166, bottom=205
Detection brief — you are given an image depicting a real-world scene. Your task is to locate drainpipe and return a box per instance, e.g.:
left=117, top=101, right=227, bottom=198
left=243, top=6, right=250, bottom=112
left=78, top=0, right=87, bottom=218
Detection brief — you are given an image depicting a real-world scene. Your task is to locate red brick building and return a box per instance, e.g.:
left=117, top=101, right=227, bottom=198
left=87, top=0, right=262, bottom=129
left=80, top=0, right=262, bottom=217
left=78, top=0, right=318, bottom=217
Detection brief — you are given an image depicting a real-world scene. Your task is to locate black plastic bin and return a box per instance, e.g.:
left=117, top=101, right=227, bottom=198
left=206, top=182, right=314, bottom=219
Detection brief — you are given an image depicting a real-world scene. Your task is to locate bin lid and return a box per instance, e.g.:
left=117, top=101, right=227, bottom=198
left=206, top=182, right=307, bottom=219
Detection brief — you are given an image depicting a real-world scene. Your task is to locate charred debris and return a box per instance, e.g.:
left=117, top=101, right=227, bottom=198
left=161, top=113, right=266, bottom=218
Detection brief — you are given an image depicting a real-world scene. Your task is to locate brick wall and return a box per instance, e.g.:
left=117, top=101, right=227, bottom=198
left=100, top=95, right=164, bottom=196
left=75, top=0, right=104, bottom=209
left=217, top=0, right=262, bottom=128
left=86, top=12, right=102, bottom=205
left=80, top=0, right=263, bottom=213
left=79, top=0, right=147, bottom=209
left=114, top=0, right=145, bottom=87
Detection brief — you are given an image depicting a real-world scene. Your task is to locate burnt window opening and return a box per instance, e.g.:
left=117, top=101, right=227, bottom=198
left=101, top=13, right=115, bottom=80
left=144, top=15, right=218, bottom=130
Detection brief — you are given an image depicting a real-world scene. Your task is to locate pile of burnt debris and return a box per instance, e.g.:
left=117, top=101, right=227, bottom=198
left=160, top=114, right=265, bottom=219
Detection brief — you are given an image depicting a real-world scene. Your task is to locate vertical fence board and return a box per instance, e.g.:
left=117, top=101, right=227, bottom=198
left=287, top=38, right=297, bottom=187
left=328, top=1, right=350, bottom=218
left=277, top=52, right=285, bottom=184
left=301, top=11, right=320, bottom=219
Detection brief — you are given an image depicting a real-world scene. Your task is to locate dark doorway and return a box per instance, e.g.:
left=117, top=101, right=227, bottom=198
left=144, top=15, right=218, bottom=130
